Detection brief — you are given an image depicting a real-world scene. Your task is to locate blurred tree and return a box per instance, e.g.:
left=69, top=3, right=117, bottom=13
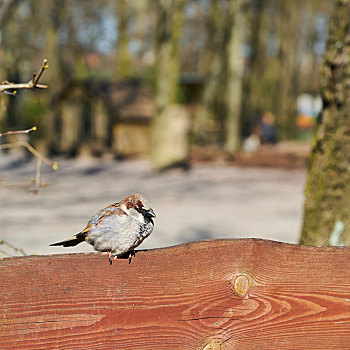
left=0, top=10, right=21, bottom=131
left=0, top=0, right=335, bottom=157
left=45, top=0, right=67, bottom=153
left=195, top=0, right=247, bottom=152
left=243, top=0, right=283, bottom=129
left=242, top=0, right=267, bottom=123
left=0, top=0, right=37, bottom=132
left=151, top=0, right=189, bottom=170
left=114, top=0, right=132, bottom=79
left=133, top=0, right=152, bottom=76
left=274, top=0, right=303, bottom=139
left=0, top=0, right=21, bottom=30
left=195, top=0, right=225, bottom=145
left=300, top=0, right=350, bottom=246
left=243, top=0, right=330, bottom=141
left=223, top=0, right=247, bottom=152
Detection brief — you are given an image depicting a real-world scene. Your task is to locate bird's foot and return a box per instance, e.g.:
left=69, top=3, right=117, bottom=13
left=128, top=250, right=135, bottom=264
left=108, top=251, right=113, bottom=265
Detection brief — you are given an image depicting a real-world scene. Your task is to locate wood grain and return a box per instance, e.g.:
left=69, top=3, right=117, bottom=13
left=1, top=239, right=350, bottom=349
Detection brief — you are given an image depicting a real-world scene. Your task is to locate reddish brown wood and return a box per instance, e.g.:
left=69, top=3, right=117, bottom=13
left=1, top=239, right=350, bottom=349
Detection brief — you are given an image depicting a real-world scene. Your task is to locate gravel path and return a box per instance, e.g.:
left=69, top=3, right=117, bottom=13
left=0, top=154, right=306, bottom=257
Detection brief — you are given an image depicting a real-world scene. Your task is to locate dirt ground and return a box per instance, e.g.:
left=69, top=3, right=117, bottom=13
left=0, top=153, right=306, bottom=257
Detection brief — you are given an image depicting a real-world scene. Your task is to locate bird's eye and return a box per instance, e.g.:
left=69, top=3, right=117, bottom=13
left=135, top=206, right=144, bottom=213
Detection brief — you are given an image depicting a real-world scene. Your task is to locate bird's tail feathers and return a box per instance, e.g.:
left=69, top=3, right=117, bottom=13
left=50, top=233, right=85, bottom=247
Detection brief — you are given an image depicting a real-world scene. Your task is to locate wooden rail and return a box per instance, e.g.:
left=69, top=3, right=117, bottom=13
left=1, top=239, right=350, bottom=349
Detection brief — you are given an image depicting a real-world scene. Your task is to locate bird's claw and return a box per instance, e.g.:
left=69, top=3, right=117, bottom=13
left=128, top=250, right=135, bottom=264
left=108, top=250, right=135, bottom=264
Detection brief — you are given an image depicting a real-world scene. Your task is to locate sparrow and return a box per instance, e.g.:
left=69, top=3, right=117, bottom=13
left=50, top=193, right=156, bottom=265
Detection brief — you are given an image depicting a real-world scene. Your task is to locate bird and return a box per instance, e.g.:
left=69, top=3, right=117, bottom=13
left=50, top=193, right=156, bottom=265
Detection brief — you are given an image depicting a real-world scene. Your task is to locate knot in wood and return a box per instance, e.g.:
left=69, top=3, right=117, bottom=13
left=202, top=339, right=222, bottom=350
left=231, top=274, right=250, bottom=297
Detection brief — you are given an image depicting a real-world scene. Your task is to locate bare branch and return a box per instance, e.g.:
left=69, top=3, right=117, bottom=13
left=27, top=158, right=42, bottom=194
left=32, top=59, right=48, bottom=87
left=0, top=59, right=48, bottom=93
left=0, top=125, right=57, bottom=192
left=0, top=82, right=47, bottom=91
left=0, top=141, right=58, bottom=170
left=0, top=239, right=27, bottom=256
left=0, top=126, right=36, bottom=137
left=35, top=158, right=42, bottom=188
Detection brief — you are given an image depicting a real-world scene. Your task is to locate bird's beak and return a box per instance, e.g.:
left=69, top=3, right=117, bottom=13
left=146, top=208, right=156, bottom=218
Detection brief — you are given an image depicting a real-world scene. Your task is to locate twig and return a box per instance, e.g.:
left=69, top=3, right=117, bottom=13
left=0, top=141, right=58, bottom=170
left=0, top=240, right=27, bottom=256
left=0, top=82, right=47, bottom=91
left=35, top=158, right=42, bottom=189
left=0, top=126, right=36, bottom=137
left=0, top=248, right=14, bottom=257
left=32, top=59, right=48, bottom=87
left=0, top=59, right=48, bottom=93
left=27, top=158, right=43, bottom=194
left=0, top=125, right=58, bottom=193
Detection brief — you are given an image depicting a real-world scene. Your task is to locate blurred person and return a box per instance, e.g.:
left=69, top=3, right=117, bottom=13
left=242, top=133, right=260, bottom=154
left=242, top=113, right=262, bottom=154
left=260, top=111, right=278, bottom=144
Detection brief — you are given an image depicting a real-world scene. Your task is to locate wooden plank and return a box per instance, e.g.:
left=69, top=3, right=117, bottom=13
left=1, top=239, right=350, bottom=349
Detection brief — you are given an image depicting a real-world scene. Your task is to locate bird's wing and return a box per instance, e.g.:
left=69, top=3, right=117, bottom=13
left=77, top=204, right=127, bottom=238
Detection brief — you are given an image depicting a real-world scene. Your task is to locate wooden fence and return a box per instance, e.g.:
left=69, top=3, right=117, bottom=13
left=1, top=239, right=350, bottom=349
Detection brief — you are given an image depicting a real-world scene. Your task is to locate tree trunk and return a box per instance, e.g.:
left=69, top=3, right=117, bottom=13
left=0, top=5, right=22, bottom=132
left=300, top=0, right=350, bottom=246
left=91, top=97, right=110, bottom=155
left=60, top=97, right=83, bottom=155
left=151, top=0, right=188, bottom=170
left=195, top=0, right=224, bottom=145
left=45, top=0, right=66, bottom=153
left=115, top=0, right=132, bottom=80
left=0, top=0, right=21, bottom=30
left=223, top=0, right=247, bottom=153
left=275, top=0, right=302, bottom=139
left=243, top=0, right=267, bottom=121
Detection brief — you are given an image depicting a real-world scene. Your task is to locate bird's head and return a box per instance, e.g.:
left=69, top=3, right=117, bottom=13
left=121, top=193, right=156, bottom=223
